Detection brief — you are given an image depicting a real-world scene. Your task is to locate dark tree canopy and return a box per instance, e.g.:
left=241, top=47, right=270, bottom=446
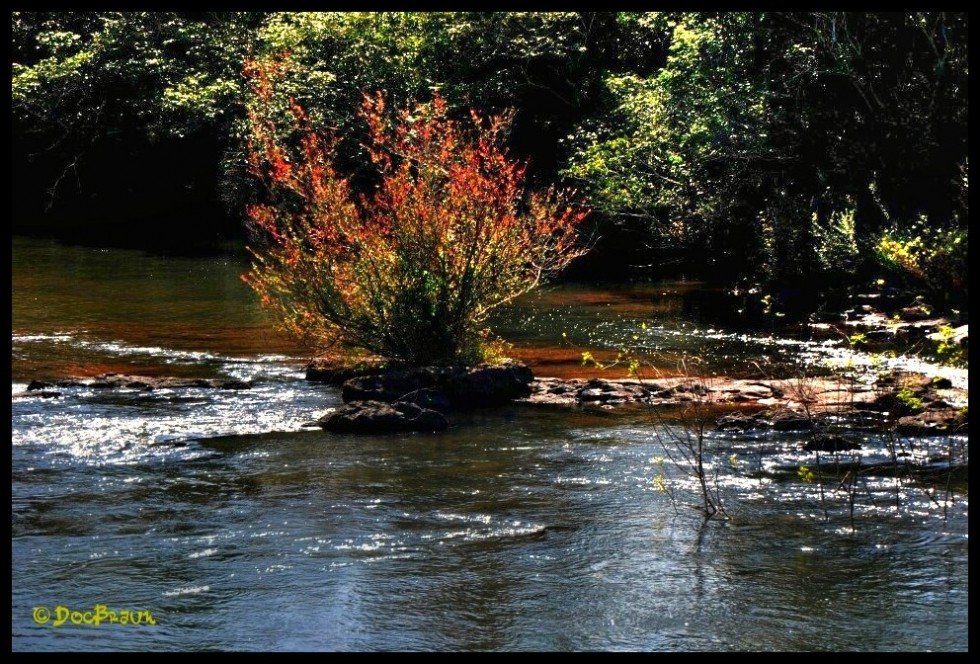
left=12, top=11, right=968, bottom=310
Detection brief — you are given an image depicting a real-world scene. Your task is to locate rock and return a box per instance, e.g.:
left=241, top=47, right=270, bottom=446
left=301, top=414, right=330, bottom=428
left=898, top=306, right=932, bottom=321
left=334, top=361, right=535, bottom=414
left=716, top=412, right=762, bottom=431
left=575, top=378, right=649, bottom=404
left=341, top=368, right=436, bottom=403
left=525, top=378, right=586, bottom=407
left=746, top=382, right=784, bottom=398
left=35, top=374, right=254, bottom=391
left=540, top=379, right=580, bottom=395
left=305, top=357, right=401, bottom=385
left=673, top=381, right=709, bottom=396
left=125, top=380, right=155, bottom=390
left=26, top=380, right=54, bottom=391
left=803, top=434, right=862, bottom=452
left=769, top=410, right=816, bottom=431
left=863, top=329, right=895, bottom=342
left=895, top=409, right=968, bottom=437
left=219, top=380, right=252, bottom=390
left=316, top=362, right=534, bottom=433
left=12, top=390, right=62, bottom=399
left=317, top=400, right=448, bottom=434
left=55, top=379, right=90, bottom=388
left=445, top=362, right=534, bottom=409
left=400, top=388, right=452, bottom=414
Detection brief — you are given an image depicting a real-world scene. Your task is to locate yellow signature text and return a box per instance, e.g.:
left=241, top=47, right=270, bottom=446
left=33, top=604, right=157, bottom=627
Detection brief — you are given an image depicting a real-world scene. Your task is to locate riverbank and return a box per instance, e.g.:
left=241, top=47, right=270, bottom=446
left=302, top=357, right=968, bottom=437
left=526, top=372, right=968, bottom=437
left=15, top=357, right=967, bottom=439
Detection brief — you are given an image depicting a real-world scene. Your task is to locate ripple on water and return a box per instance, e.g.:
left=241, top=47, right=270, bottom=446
left=163, top=585, right=211, bottom=597
left=9, top=259, right=970, bottom=651
left=12, top=369, right=340, bottom=466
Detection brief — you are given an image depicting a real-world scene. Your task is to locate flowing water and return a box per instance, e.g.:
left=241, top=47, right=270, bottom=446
left=11, top=236, right=968, bottom=651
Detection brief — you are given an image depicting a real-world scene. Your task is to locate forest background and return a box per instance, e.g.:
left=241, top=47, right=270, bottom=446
left=12, top=12, right=969, bottom=321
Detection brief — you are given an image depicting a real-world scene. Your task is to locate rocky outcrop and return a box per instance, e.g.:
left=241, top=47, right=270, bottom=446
left=306, top=358, right=406, bottom=385
left=303, top=360, right=535, bottom=434
left=340, top=368, right=439, bottom=404
left=399, top=388, right=453, bottom=414
left=22, top=373, right=252, bottom=391
left=319, top=360, right=534, bottom=412
left=526, top=375, right=870, bottom=411
left=520, top=370, right=968, bottom=440
left=528, top=377, right=656, bottom=407
left=716, top=409, right=842, bottom=432
left=715, top=402, right=966, bottom=438
left=445, top=362, right=533, bottom=408
left=312, top=400, right=448, bottom=434
left=896, top=408, right=968, bottom=437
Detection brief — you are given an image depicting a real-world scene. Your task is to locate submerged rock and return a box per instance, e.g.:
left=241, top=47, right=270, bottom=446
left=12, top=389, right=62, bottom=399
left=22, top=373, right=253, bottom=391
left=220, top=380, right=253, bottom=390
left=803, top=434, right=862, bottom=452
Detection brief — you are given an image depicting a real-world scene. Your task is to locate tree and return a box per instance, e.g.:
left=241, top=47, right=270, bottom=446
left=11, top=12, right=261, bottom=240
left=9, top=12, right=629, bottom=251
left=242, top=57, right=589, bottom=365
left=565, top=12, right=968, bottom=309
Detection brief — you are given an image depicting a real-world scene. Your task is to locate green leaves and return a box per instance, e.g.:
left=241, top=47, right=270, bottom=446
left=563, top=11, right=967, bottom=307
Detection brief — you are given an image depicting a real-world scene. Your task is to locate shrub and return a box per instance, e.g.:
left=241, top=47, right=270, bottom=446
left=874, top=213, right=968, bottom=303
left=242, top=57, right=589, bottom=365
left=934, top=324, right=968, bottom=368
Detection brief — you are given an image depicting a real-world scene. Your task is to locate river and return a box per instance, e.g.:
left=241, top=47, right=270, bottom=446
left=11, top=236, right=968, bottom=651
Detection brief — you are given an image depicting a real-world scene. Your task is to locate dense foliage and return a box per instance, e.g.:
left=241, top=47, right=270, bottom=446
left=243, top=58, right=588, bottom=364
left=12, top=12, right=968, bottom=314
left=565, top=12, right=968, bottom=309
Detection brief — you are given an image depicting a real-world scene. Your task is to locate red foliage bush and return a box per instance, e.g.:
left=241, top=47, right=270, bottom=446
left=243, top=57, right=589, bottom=365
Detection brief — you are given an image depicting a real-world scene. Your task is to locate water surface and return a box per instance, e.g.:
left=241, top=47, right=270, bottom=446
left=11, top=237, right=968, bottom=651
